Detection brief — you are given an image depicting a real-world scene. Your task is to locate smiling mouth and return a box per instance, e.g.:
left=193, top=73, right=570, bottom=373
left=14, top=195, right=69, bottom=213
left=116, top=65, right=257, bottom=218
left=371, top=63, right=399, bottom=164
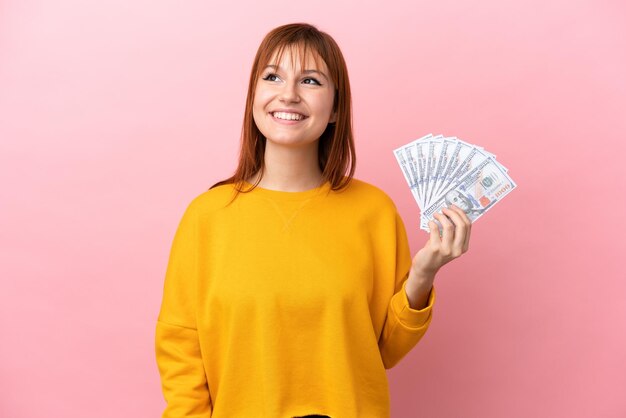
left=271, top=111, right=307, bottom=121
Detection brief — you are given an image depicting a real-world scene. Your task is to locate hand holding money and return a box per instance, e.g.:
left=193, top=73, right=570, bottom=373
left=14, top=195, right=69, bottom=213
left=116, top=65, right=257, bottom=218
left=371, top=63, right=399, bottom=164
left=405, top=204, right=472, bottom=309
left=395, top=133, right=515, bottom=308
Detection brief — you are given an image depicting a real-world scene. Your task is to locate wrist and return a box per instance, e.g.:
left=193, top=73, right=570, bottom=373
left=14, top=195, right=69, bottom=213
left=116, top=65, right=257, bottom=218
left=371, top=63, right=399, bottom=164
left=405, top=274, right=434, bottom=310
left=408, top=268, right=436, bottom=289
left=406, top=270, right=434, bottom=307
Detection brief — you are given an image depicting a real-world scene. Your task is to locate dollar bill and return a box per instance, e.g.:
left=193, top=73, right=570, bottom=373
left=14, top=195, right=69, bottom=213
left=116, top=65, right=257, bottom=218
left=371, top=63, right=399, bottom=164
left=393, top=133, right=432, bottom=209
left=422, top=134, right=443, bottom=209
left=425, top=136, right=457, bottom=207
left=420, top=156, right=517, bottom=232
left=394, top=133, right=516, bottom=233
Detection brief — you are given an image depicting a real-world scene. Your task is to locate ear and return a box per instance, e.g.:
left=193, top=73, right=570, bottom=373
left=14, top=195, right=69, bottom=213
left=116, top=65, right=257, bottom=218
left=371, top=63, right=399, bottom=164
left=329, top=111, right=337, bottom=124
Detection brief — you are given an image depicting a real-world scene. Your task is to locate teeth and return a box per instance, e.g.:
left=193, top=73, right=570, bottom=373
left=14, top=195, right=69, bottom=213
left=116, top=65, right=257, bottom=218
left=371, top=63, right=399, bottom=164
left=272, top=112, right=303, bottom=121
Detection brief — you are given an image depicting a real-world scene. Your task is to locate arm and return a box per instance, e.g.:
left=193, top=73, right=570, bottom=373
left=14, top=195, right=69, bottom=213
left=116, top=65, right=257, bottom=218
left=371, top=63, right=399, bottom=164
left=378, top=211, right=436, bottom=370
left=156, top=322, right=212, bottom=417
left=155, top=199, right=213, bottom=417
left=379, top=204, right=472, bottom=369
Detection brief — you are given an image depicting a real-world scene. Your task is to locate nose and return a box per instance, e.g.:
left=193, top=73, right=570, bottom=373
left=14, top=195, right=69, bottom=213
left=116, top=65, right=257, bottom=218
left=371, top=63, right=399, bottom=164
left=279, top=80, right=300, bottom=103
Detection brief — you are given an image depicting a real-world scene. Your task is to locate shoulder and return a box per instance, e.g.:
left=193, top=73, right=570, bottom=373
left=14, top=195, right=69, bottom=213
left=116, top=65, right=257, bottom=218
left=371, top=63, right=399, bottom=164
left=182, top=183, right=239, bottom=219
left=331, top=178, right=400, bottom=223
left=339, top=178, right=398, bottom=211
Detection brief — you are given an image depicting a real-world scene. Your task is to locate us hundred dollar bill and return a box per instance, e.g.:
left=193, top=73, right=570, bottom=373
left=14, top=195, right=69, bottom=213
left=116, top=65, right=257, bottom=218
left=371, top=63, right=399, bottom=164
left=420, top=156, right=517, bottom=232
left=393, top=133, right=432, bottom=209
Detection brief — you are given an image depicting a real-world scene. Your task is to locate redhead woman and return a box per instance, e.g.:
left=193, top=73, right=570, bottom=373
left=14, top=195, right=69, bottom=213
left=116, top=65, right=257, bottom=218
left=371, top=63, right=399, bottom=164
left=155, top=23, right=471, bottom=418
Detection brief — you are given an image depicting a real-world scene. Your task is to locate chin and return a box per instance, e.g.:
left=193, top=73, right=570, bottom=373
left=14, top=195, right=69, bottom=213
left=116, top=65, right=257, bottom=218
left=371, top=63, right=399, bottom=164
left=267, top=138, right=319, bottom=148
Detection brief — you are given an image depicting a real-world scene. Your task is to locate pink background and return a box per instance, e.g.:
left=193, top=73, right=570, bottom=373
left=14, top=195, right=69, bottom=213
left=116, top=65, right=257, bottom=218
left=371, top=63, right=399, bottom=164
left=1, top=0, right=625, bottom=417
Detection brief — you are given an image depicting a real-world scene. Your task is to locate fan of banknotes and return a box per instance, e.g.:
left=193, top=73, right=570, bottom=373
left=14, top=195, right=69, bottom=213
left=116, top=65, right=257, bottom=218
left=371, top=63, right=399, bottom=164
left=393, top=133, right=517, bottom=233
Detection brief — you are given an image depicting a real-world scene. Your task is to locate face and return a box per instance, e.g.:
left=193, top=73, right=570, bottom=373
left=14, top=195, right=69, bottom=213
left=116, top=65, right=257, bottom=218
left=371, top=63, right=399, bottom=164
left=252, top=46, right=336, bottom=149
left=445, top=190, right=472, bottom=212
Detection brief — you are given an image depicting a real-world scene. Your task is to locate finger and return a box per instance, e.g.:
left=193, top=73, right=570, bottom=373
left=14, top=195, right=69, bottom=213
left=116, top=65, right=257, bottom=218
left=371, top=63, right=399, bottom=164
left=463, top=221, right=471, bottom=252
left=433, top=211, right=454, bottom=249
left=449, top=204, right=472, bottom=226
left=442, top=207, right=467, bottom=253
left=448, top=204, right=472, bottom=251
left=428, top=220, right=441, bottom=244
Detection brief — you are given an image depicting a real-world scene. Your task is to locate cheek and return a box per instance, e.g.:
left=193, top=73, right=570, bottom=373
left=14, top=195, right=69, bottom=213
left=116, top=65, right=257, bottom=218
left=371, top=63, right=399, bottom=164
left=312, top=93, right=335, bottom=117
left=252, top=95, right=263, bottom=111
left=251, top=98, right=266, bottom=127
left=253, top=85, right=272, bottom=107
left=252, top=92, right=270, bottom=117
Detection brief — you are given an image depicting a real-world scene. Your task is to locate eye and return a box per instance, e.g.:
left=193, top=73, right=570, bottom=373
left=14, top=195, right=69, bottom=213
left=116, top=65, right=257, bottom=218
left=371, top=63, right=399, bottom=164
left=302, top=77, right=322, bottom=86
left=262, top=73, right=281, bottom=82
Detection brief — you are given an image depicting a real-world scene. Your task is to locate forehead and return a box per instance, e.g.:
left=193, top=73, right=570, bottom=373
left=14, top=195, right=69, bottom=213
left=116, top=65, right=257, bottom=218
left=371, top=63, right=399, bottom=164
left=264, top=43, right=328, bottom=71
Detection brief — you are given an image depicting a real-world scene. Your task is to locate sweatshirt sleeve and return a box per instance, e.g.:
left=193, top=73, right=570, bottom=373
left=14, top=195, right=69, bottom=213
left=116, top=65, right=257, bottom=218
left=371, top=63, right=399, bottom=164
left=155, top=199, right=213, bottom=417
left=378, top=211, right=436, bottom=370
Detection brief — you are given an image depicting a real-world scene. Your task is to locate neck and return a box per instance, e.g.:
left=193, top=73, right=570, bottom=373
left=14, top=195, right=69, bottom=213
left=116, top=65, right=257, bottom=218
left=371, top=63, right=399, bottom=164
left=250, top=141, right=323, bottom=192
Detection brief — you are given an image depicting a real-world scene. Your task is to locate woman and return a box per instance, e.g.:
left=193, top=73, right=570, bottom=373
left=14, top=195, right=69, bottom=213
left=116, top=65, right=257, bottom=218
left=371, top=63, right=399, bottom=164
left=155, top=23, right=471, bottom=418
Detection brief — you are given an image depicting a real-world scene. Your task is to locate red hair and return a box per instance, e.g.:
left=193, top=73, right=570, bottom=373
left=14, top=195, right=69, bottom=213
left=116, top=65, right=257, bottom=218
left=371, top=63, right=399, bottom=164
left=210, top=23, right=356, bottom=195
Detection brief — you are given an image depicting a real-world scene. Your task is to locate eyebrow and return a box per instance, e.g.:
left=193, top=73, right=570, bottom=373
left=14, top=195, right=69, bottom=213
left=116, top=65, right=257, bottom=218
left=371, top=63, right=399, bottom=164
left=263, top=65, right=329, bottom=81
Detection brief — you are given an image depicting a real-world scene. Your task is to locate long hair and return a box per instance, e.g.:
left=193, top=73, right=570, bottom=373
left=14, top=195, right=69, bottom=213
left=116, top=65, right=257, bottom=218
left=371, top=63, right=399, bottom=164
left=210, top=23, right=356, bottom=196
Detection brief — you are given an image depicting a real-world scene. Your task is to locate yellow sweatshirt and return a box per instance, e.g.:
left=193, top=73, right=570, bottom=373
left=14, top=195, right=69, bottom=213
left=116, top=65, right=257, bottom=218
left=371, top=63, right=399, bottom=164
left=155, top=178, right=435, bottom=418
